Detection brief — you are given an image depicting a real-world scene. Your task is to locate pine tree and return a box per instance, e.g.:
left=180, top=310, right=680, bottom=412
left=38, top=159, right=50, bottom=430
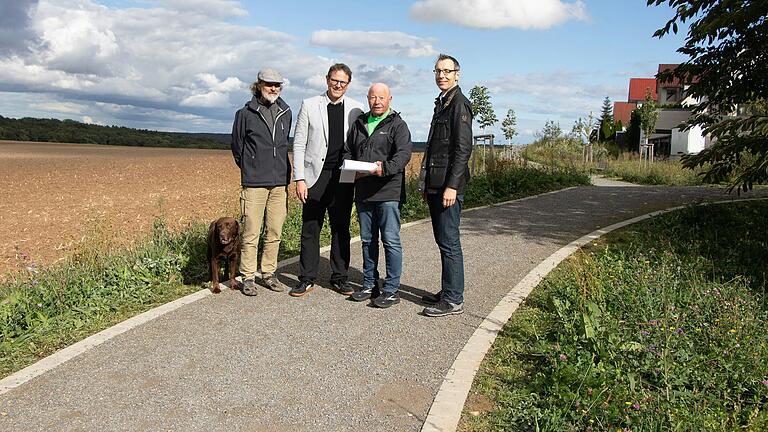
left=598, top=96, right=614, bottom=141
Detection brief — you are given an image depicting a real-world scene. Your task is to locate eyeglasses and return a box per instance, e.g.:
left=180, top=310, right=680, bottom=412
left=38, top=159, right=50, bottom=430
left=433, top=69, right=458, bottom=76
left=367, top=95, right=389, bottom=102
left=261, top=82, right=282, bottom=88
left=328, top=78, right=349, bottom=87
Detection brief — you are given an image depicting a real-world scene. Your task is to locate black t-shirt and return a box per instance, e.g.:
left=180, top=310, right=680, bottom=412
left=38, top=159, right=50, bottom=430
left=323, top=101, right=345, bottom=169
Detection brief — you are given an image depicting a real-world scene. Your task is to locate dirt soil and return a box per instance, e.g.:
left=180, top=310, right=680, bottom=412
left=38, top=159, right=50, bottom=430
left=1, top=141, right=424, bottom=277
left=0, top=141, right=242, bottom=276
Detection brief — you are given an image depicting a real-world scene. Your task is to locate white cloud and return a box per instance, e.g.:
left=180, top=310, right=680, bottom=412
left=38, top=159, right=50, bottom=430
left=30, top=101, right=87, bottom=114
left=310, top=30, right=437, bottom=58
left=180, top=91, right=230, bottom=108
left=82, top=115, right=94, bottom=124
left=156, top=0, right=248, bottom=19
left=410, top=0, right=589, bottom=30
left=0, top=0, right=331, bottom=128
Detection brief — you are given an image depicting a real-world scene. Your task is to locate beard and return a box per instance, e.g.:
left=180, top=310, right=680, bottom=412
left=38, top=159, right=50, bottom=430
left=260, top=91, right=279, bottom=104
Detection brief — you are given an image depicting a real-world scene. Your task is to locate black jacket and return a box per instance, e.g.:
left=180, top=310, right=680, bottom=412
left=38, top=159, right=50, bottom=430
left=231, top=95, right=292, bottom=187
left=344, top=110, right=412, bottom=203
left=419, top=85, right=473, bottom=194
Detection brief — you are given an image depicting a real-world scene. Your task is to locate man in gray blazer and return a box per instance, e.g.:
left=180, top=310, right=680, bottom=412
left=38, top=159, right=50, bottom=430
left=289, top=63, right=364, bottom=297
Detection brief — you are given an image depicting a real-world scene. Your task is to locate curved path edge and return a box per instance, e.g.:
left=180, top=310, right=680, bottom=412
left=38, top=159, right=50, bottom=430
left=420, top=196, right=768, bottom=432
left=0, top=187, right=575, bottom=396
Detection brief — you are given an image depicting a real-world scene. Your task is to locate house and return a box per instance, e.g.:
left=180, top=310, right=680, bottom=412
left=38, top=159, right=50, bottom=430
left=613, top=64, right=705, bottom=158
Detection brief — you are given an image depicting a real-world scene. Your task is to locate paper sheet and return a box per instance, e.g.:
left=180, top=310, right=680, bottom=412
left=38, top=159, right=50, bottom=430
left=339, top=159, right=378, bottom=183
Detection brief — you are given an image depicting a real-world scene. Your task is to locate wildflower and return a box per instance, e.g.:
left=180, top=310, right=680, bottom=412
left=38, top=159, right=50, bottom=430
left=729, top=329, right=737, bottom=334
left=625, top=401, right=632, bottom=406
left=640, top=330, right=650, bottom=336
left=632, top=403, right=641, bottom=410
left=761, top=380, right=768, bottom=387
left=648, top=319, right=659, bottom=326
left=559, top=354, right=568, bottom=362
left=675, top=328, right=684, bottom=335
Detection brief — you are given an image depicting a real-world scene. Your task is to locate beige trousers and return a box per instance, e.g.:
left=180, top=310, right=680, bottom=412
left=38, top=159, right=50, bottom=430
left=239, top=186, right=288, bottom=279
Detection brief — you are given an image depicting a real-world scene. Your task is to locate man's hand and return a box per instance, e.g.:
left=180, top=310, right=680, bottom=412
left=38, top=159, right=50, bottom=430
left=370, top=161, right=384, bottom=177
left=442, top=187, right=457, bottom=208
left=295, top=180, right=308, bottom=203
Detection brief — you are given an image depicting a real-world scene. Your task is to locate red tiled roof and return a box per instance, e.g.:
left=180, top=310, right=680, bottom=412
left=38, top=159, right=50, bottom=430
left=657, top=64, right=681, bottom=88
left=657, top=63, right=698, bottom=87
left=629, top=78, right=657, bottom=102
left=613, top=101, right=636, bottom=125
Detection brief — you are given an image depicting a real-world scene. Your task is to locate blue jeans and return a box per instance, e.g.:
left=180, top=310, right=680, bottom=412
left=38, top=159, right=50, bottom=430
left=357, top=201, right=403, bottom=294
left=427, top=193, right=465, bottom=304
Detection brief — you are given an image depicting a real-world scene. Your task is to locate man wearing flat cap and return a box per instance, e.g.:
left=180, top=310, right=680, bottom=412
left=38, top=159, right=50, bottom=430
left=231, top=68, right=292, bottom=296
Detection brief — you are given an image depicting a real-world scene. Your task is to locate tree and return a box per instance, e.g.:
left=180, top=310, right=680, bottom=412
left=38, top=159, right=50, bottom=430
left=540, top=120, right=562, bottom=142
left=468, top=85, right=498, bottom=133
left=501, top=108, right=517, bottom=144
left=573, top=112, right=597, bottom=144
left=573, top=112, right=597, bottom=163
left=649, top=0, right=768, bottom=192
left=597, top=96, right=614, bottom=141
left=637, top=90, right=659, bottom=161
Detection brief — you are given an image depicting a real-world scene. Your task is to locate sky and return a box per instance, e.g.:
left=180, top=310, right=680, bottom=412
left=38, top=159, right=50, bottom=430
left=0, top=0, right=691, bottom=143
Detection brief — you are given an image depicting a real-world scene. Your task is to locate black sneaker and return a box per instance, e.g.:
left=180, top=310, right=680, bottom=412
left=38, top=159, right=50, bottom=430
left=372, top=292, right=400, bottom=308
left=290, top=280, right=315, bottom=297
left=242, top=278, right=258, bottom=296
left=423, top=299, right=464, bottom=317
left=351, top=286, right=373, bottom=302
left=330, top=280, right=354, bottom=296
left=421, top=292, right=441, bottom=304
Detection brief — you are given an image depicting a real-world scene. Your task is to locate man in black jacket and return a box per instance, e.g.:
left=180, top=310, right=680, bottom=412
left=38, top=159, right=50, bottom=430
left=231, top=68, right=292, bottom=296
left=419, top=54, right=473, bottom=317
left=344, top=83, right=412, bottom=308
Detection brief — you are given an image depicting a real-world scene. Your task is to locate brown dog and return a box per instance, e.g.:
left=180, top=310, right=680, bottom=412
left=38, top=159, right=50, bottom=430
left=207, top=216, right=240, bottom=293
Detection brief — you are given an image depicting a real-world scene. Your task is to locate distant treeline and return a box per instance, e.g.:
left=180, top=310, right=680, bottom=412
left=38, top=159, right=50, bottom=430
left=0, top=116, right=231, bottom=149
left=0, top=115, right=427, bottom=151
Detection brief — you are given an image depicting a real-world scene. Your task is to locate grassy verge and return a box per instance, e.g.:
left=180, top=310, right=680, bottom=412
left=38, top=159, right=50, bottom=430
left=461, top=200, right=768, bottom=431
left=0, top=163, right=589, bottom=378
left=603, top=158, right=706, bottom=186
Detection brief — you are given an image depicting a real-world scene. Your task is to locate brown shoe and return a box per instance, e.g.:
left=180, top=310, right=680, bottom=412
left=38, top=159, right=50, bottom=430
left=262, top=275, right=287, bottom=292
left=242, top=278, right=258, bottom=296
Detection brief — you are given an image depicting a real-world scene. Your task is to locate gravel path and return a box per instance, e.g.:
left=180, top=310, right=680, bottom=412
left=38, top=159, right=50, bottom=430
left=2, top=184, right=763, bottom=431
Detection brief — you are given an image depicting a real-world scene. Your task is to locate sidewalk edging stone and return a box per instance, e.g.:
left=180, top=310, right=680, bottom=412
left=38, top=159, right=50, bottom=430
left=420, top=196, right=768, bottom=432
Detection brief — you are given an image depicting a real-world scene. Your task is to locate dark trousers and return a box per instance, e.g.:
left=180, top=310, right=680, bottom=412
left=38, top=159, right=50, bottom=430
left=299, top=169, right=354, bottom=283
left=427, top=192, right=465, bottom=304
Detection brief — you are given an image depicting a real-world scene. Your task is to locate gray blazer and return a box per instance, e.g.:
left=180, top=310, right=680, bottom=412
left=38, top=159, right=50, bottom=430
left=292, top=93, right=364, bottom=188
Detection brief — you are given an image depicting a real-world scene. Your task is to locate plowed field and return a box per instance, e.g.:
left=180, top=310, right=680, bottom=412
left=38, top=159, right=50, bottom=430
left=1, top=141, right=424, bottom=277
left=0, top=141, right=242, bottom=276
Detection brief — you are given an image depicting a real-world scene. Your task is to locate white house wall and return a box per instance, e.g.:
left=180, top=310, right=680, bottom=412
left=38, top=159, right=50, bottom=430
left=671, top=124, right=705, bottom=155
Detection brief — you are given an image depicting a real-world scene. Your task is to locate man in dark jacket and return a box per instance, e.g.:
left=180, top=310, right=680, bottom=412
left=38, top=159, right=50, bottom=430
left=231, top=68, right=292, bottom=296
left=344, top=83, right=412, bottom=308
left=419, top=54, right=473, bottom=317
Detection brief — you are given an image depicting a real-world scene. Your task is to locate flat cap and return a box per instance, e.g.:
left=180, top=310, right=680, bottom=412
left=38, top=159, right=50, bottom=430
left=258, top=68, right=284, bottom=83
